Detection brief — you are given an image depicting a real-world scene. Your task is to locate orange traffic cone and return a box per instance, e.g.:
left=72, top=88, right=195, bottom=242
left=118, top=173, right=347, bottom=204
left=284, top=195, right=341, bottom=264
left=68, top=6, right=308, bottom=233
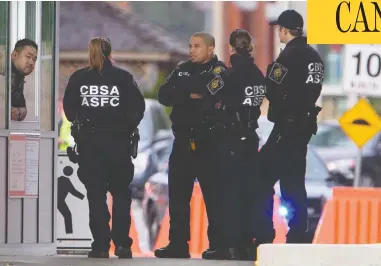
left=273, top=196, right=288, bottom=243
left=153, top=208, right=170, bottom=250
left=189, top=183, right=208, bottom=258
left=108, top=194, right=141, bottom=256
left=153, top=182, right=209, bottom=258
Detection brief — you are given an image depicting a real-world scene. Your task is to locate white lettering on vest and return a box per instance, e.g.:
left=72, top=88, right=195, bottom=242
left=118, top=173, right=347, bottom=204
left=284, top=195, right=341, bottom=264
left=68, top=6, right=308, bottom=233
left=242, top=85, right=266, bottom=106
left=80, top=85, right=120, bottom=107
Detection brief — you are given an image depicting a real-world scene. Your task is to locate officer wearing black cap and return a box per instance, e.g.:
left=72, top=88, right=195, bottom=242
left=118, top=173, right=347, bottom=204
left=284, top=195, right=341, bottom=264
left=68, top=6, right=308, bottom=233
left=258, top=10, right=324, bottom=244
left=63, top=36, right=145, bottom=259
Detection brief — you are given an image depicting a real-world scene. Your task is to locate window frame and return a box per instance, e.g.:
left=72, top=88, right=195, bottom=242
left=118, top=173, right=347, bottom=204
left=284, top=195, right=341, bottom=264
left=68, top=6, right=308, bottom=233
left=40, top=1, right=56, bottom=132
left=9, top=1, right=41, bottom=131
left=0, top=2, right=10, bottom=130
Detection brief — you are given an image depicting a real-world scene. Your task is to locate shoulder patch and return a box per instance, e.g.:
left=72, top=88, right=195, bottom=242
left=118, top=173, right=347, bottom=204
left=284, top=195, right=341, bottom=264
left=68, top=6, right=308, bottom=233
left=207, top=76, right=224, bottom=95
left=268, top=62, right=288, bottom=84
left=212, top=66, right=223, bottom=74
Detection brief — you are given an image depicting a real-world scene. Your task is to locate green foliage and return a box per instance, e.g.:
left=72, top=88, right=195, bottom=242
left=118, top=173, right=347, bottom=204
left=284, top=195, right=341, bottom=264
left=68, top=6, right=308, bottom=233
left=143, top=70, right=165, bottom=99
left=368, top=98, right=381, bottom=116
left=143, top=69, right=172, bottom=116
left=129, top=1, right=205, bottom=39
left=0, top=2, right=9, bottom=47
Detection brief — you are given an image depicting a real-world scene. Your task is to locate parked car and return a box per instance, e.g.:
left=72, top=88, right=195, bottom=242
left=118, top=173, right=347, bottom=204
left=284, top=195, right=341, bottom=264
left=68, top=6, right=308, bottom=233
left=142, top=117, right=349, bottom=247
left=142, top=141, right=172, bottom=249
left=130, top=99, right=173, bottom=200
left=309, top=119, right=381, bottom=187
left=275, top=147, right=349, bottom=242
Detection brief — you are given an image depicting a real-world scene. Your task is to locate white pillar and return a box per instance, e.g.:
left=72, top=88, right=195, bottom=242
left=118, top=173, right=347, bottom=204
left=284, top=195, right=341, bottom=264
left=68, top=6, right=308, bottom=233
left=211, top=1, right=224, bottom=62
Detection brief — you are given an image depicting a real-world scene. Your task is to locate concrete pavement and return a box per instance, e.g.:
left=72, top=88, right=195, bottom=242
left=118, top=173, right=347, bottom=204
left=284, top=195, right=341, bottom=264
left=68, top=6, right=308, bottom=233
left=0, top=256, right=255, bottom=266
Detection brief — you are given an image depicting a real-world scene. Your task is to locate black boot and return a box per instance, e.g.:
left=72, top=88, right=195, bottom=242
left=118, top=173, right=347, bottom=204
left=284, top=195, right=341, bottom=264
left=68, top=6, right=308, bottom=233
left=154, top=242, right=190, bottom=258
left=222, top=248, right=241, bottom=260
left=88, top=250, right=109, bottom=258
left=114, top=246, right=132, bottom=259
left=202, top=248, right=223, bottom=260
left=244, top=244, right=258, bottom=261
left=286, top=231, right=309, bottom=243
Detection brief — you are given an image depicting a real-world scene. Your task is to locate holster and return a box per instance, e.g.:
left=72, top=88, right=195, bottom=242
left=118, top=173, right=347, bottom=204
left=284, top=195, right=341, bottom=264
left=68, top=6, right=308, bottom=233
left=129, top=129, right=140, bottom=159
left=67, top=118, right=83, bottom=164
left=279, top=106, right=322, bottom=136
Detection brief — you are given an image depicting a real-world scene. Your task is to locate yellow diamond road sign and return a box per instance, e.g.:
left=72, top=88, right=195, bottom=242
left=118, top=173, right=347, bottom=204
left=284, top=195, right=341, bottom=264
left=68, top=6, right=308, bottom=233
left=339, top=98, right=381, bottom=148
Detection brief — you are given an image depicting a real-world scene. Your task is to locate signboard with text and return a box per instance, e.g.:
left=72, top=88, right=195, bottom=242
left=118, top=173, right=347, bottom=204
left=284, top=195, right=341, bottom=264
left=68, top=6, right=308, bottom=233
left=343, top=45, right=381, bottom=97
left=8, top=133, right=40, bottom=198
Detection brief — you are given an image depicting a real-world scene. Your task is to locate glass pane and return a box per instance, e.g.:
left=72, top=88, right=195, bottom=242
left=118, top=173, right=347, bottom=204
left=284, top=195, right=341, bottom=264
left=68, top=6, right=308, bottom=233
left=0, top=2, right=9, bottom=129
left=40, top=1, right=55, bottom=131
left=317, top=44, right=343, bottom=85
left=306, top=149, right=329, bottom=181
left=367, top=97, right=381, bottom=116
left=22, top=1, right=38, bottom=122
left=321, top=95, right=347, bottom=120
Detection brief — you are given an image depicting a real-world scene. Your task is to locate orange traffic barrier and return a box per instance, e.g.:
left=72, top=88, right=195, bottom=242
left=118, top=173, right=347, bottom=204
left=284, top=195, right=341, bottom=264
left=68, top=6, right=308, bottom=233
left=273, top=196, right=288, bottom=243
left=154, top=184, right=288, bottom=255
left=189, top=183, right=209, bottom=257
left=153, top=208, right=170, bottom=251
left=153, top=183, right=208, bottom=257
left=107, top=194, right=142, bottom=256
left=313, top=187, right=381, bottom=244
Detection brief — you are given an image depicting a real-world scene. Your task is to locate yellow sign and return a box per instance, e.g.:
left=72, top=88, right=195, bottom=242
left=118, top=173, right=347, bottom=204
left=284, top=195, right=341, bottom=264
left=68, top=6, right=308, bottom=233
left=339, top=98, right=381, bottom=148
left=307, top=0, right=381, bottom=44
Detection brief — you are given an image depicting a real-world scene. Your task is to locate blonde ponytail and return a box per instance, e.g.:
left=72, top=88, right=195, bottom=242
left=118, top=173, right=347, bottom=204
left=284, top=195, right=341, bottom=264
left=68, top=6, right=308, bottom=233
left=88, top=38, right=105, bottom=73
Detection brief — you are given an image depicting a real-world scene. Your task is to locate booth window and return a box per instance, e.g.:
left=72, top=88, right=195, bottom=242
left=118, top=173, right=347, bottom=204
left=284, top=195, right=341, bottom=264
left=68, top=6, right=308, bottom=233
left=22, top=1, right=38, bottom=122
left=40, top=1, right=55, bottom=131
left=0, top=2, right=9, bottom=129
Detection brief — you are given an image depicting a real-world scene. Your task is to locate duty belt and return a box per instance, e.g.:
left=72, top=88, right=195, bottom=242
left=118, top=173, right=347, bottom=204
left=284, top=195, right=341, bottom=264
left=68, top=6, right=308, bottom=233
left=203, top=121, right=245, bottom=136
left=81, top=126, right=129, bottom=133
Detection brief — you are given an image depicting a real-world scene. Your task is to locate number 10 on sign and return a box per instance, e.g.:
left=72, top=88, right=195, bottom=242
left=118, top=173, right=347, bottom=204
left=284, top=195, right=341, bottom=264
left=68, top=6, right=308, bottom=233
left=343, top=45, right=381, bottom=97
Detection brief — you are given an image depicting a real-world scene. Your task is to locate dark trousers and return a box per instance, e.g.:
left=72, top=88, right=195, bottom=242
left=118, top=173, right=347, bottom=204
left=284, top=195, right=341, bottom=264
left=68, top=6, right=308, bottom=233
left=77, top=136, right=134, bottom=251
left=213, top=135, right=260, bottom=248
left=167, top=133, right=219, bottom=248
left=257, top=125, right=312, bottom=243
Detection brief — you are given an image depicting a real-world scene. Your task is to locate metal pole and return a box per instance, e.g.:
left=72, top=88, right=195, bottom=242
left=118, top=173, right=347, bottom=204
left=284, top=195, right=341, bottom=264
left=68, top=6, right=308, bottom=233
left=353, top=148, right=362, bottom=187
left=211, top=0, right=224, bottom=62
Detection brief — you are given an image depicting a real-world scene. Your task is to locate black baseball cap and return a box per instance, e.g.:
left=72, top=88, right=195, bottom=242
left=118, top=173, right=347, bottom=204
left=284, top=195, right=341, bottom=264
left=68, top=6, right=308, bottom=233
left=269, top=9, right=304, bottom=31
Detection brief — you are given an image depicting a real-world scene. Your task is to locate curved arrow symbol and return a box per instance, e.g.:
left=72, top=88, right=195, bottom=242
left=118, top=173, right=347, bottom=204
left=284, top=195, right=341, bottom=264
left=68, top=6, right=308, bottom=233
left=351, top=119, right=371, bottom=126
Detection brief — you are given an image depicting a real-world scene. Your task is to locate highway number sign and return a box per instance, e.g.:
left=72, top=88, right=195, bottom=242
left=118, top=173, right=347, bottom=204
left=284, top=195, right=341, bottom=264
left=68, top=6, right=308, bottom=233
left=343, top=45, right=381, bottom=96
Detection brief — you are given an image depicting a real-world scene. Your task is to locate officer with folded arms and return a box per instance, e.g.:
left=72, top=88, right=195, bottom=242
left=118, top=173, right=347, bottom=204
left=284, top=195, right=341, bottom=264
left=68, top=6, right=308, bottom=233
left=63, top=36, right=145, bottom=259
left=259, top=10, right=324, bottom=244
left=155, top=32, right=226, bottom=259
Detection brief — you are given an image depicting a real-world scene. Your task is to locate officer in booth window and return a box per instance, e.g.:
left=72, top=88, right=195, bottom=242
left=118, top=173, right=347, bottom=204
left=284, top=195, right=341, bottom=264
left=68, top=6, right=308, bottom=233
left=155, top=32, right=226, bottom=259
left=63, top=37, right=145, bottom=259
left=199, top=29, right=266, bottom=261
left=11, top=39, right=38, bottom=121
left=258, top=10, right=324, bottom=244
